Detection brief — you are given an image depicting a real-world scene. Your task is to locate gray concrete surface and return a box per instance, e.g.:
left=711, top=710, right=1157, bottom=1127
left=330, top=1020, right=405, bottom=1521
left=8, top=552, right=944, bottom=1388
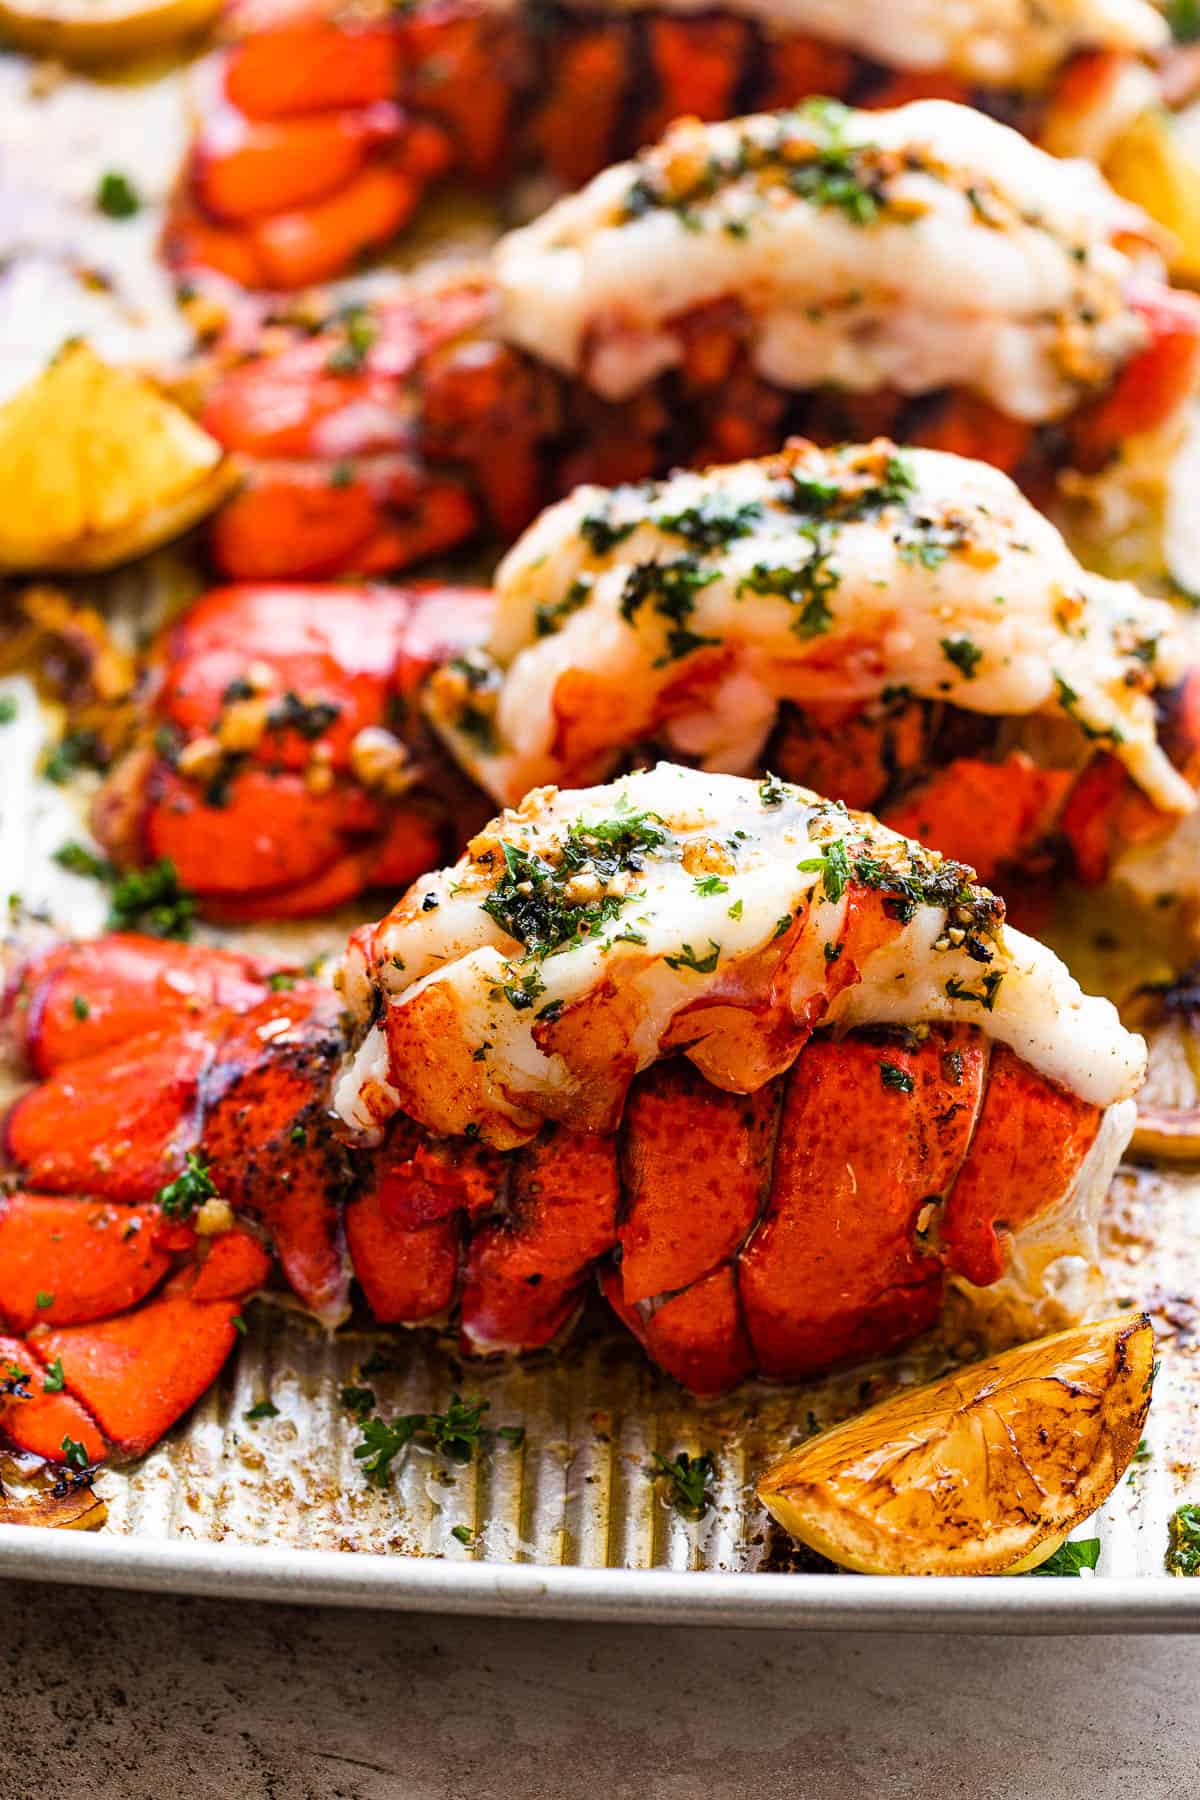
left=3, top=1579, right=1197, bottom=1799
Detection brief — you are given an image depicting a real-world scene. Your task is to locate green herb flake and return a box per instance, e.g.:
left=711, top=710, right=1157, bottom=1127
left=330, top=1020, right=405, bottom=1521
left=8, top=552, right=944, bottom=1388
left=879, top=1060, right=915, bottom=1093
left=450, top=1524, right=476, bottom=1546
left=664, top=939, right=721, bottom=975
left=72, top=994, right=90, bottom=1021
left=649, top=1449, right=717, bottom=1520
left=1166, top=1503, right=1200, bottom=1575
left=0, top=696, right=16, bottom=725
left=244, top=1400, right=279, bottom=1421
left=34, top=1291, right=54, bottom=1311
left=940, top=636, right=983, bottom=680
left=61, top=1436, right=91, bottom=1471
left=42, top=1358, right=66, bottom=1394
left=96, top=171, right=140, bottom=218
left=353, top=1394, right=493, bottom=1488
left=797, top=837, right=850, bottom=904
left=1030, top=1538, right=1101, bottom=1577
left=156, top=1151, right=218, bottom=1221
left=693, top=875, right=729, bottom=896
left=340, top=1385, right=377, bottom=1419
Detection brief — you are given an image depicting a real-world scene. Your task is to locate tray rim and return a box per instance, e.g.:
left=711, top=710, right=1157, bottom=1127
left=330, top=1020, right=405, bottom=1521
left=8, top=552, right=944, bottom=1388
left=3, top=1528, right=1199, bottom=1631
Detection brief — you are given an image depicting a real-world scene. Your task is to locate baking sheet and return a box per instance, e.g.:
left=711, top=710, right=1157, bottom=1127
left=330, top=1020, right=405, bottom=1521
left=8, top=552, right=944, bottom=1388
left=2, top=49, right=1200, bottom=1627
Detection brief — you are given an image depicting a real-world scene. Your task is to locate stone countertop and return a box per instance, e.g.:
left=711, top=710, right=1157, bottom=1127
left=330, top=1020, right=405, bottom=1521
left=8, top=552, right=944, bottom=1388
left=2, top=1578, right=1193, bottom=1799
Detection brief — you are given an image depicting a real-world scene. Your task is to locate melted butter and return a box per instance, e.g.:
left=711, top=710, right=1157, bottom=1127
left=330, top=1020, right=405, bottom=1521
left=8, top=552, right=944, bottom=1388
left=427, top=441, right=1194, bottom=819
left=333, top=763, right=1146, bottom=1146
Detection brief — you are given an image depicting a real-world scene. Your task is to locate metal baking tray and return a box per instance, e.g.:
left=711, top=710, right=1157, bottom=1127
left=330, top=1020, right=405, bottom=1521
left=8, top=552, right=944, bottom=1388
left=2, top=55, right=1200, bottom=1623
left=2, top=651, right=1199, bottom=1624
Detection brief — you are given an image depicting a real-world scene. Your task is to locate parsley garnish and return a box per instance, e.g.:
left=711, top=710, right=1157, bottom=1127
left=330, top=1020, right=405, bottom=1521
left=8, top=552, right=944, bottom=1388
left=797, top=837, right=849, bottom=903
left=650, top=1449, right=717, bottom=1519
left=340, top=1385, right=377, bottom=1419
left=619, top=556, right=722, bottom=664
left=1166, top=1503, right=1200, bottom=1575
left=940, top=636, right=983, bottom=681
left=1031, top=1538, right=1101, bottom=1577
left=656, top=497, right=762, bottom=550
left=55, top=843, right=199, bottom=940
left=96, top=171, right=139, bottom=218
left=481, top=811, right=668, bottom=956
left=42, top=1358, right=66, bottom=1394
left=879, top=1060, right=914, bottom=1093
left=450, top=1524, right=476, bottom=1546
left=945, top=971, right=1004, bottom=1011
left=353, top=1395, right=493, bottom=1488
left=156, top=1151, right=218, bottom=1221
left=535, top=577, right=592, bottom=638
left=758, top=773, right=788, bottom=808
left=61, top=1436, right=91, bottom=1471
left=737, top=525, right=839, bottom=638
left=244, top=1400, right=279, bottom=1421
left=579, top=511, right=637, bottom=555
left=72, top=994, right=90, bottom=1021
left=693, top=875, right=729, bottom=896
left=0, top=696, right=15, bottom=725
left=34, top=1291, right=54, bottom=1310
left=664, top=940, right=721, bottom=974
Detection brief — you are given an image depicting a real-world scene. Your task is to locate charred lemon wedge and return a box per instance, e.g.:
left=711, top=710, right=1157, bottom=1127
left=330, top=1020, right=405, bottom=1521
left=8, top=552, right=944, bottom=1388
left=0, top=342, right=235, bottom=573
left=757, top=1314, right=1154, bottom=1576
left=1104, top=110, right=1200, bottom=284
left=0, top=0, right=219, bottom=61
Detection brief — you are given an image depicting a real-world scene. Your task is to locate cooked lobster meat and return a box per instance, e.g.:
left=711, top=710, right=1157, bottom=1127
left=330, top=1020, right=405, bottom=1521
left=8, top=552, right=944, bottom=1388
left=94, top=440, right=1199, bottom=919
left=427, top=438, right=1200, bottom=892
left=196, top=102, right=1200, bottom=582
left=171, top=0, right=1172, bottom=290
left=1, top=768, right=1143, bottom=1459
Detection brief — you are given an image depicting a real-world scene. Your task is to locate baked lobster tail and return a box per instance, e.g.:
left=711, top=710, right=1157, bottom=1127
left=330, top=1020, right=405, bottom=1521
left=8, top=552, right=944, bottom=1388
left=195, top=101, right=1200, bottom=583
left=1, top=767, right=1144, bottom=1459
left=171, top=0, right=1172, bottom=290
left=92, top=439, right=1199, bottom=920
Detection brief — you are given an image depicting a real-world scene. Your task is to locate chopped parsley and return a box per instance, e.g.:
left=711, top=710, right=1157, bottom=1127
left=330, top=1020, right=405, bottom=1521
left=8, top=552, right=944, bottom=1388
left=727, top=897, right=744, bottom=919
left=156, top=1151, right=218, bottom=1221
left=796, top=837, right=849, bottom=904
left=34, top=1291, right=54, bottom=1310
left=42, top=729, right=103, bottom=785
left=737, top=526, right=839, bottom=638
left=579, top=510, right=638, bottom=555
left=42, top=1358, right=66, bottom=1394
left=480, top=809, right=669, bottom=957
left=535, top=577, right=592, bottom=638
left=1166, top=1503, right=1200, bottom=1575
left=945, top=971, right=1004, bottom=1011
left=619, top=556, right=722, bottom=664
left=1030, top=1538, right=1101, bottom=1577
left=693, top=875, right=729, bottom=896
left=353, top=1394, right=493, bottom=1488
left=71, top=994, right=90, bottom=1021
left=61, top=1436, right=91, bottom=1470
left=664, top=939, right=721, bottom=974
left=940, top=636, right=983, bottom=681
left=56, top=843, right=199, bottom=941
left=656, top=497, right=763, bottom=550
left=649, top=1449, right=717, bottom=1520
left=879, top=1060, right=915, bottom=1093
left=0, top=696, right=15, bottom=725
left=758, top=773, right=789, bottom=808
left=1167, top=0, right=1200, bottom=40
left=450, top=1524, right=476, bottom=1546
left=96, top=171, right=140, bottom=218
left=244, top=1400, right=279, bottom=1421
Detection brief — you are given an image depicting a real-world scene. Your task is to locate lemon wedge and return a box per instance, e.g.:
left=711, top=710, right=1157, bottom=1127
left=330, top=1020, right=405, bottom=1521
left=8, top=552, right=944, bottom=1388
left=0, top=0, right=219, bottom=61
left=1104, top=108, right=1200, bottom=284
left=757, top=1313, right=1154, bottom=1576
left=0, top=341, right=235, bottom=572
